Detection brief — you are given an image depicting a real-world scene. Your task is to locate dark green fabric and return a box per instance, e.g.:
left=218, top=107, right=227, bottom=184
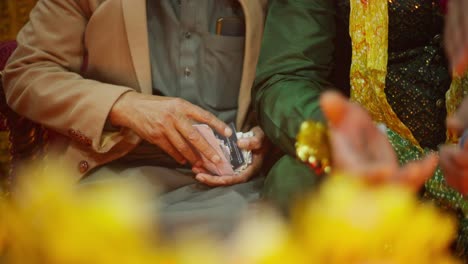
left=253, top=0, right=336, bottom=157
left=253, top=0, right=336, bottom=211
left=262, top=155, right=320, bottom=213
left=255, top=0, right=468, bottom=257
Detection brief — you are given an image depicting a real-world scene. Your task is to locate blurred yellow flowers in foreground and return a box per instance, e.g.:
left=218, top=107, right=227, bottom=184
left=0, top=163, right=460, bottom=263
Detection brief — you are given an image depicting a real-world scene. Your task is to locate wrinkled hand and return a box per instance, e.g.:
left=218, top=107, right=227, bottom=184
left=440, top=97, right=468, bottom=196
left=320, top=92, right=439, bottom=191
left=193, top=126, right=267, bottom=187
left=109, top=92, right=232, bottom=167
left=447, top=97, right=468, bottom=137
left=445, top=0, right=468, bottom=75
left=440, top=145, right=468, bottom=196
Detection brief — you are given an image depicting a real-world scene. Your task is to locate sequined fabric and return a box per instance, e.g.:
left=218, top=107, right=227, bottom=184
left=338, top=0, right=468, bottom=257
left=385, top=0, right=450, bottom=150
left=348, top=0, right=420, bottom=150
left=344, top=0, right=449, bottom=150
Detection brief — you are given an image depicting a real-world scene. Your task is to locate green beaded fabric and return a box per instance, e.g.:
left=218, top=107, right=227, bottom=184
left=387, top=129, right=468, bottom=258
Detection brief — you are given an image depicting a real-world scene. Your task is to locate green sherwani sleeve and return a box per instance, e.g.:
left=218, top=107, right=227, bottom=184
left=253, top=0, right=336, bottom=157
left=253, top=0, right=337, bottom=210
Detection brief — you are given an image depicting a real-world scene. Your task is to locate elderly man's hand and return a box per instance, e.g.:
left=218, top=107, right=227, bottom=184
left=440, top=145, right=468, bottom=196
left=193, top=126, right=267, bottom=187
left=109, top=92, right=232, bottom=167
left=440, top=97, right=468, bottom=196
left=320, top=92, right=438, bottom=191
left=445, top=0, right=468, bottom=75
left=447, top=97, right=468, bottom=137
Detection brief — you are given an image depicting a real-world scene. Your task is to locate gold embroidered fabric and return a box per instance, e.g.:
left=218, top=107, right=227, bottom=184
left=349, top=0, right=422, bottom=150
left=350, top=0, right=465, bottom=147
left=0, top=0, right=37, bottom=42
left=348, top=0, right=468, bottom=256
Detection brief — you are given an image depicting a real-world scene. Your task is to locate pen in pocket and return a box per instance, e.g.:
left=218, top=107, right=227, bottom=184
left=216, top=17, right=245, bottom=37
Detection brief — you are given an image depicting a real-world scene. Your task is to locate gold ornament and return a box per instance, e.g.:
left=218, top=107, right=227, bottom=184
left=296, top=121, right=331, bottom=175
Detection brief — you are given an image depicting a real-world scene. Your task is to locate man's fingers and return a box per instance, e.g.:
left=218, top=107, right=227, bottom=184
left=445, top=0, right=458, bottom=70
left=321, top=91, right=377, bottom=147
left=251, top=126, right=265, bottom=140
left=152, top=136, right=186, bottom=165
left=165, top=127, right=201, bottom=166
left=329, top=130, right=366, bottom=170
left=331, top=128, right=397, bottom=185
left=445, top=2, right=456, bottom=64
left=238, top=126, right=265, bottom=150
left=447, top=116, right=463, bottom=136
left=320, top=91, right=348, bottom=126
left=461, top=0, right=468, bottom=65
left=237, top=139, right=250, bottom=149
left=358, top=163, right=395, bottom=185
left=395, top=154, right=438, bottom=191
left=192, top=166, right=209, bottom=175
left=452, top=0, right=468, bottom=75
left=175, top=116, right=222, bottom=165
left=323, top=93, right=401, bottom=186
left=196, top=166, right=254, bottom=187
left=238, top=135, right=263, bottom=150
left=448, top=0, right=462, bottom=61
left=440, top=151, right=468, bottom=196
left=195, top=153, right=262, bottom=187
left=186, top=103, right=232, bottom=137
left=454, top=55, right=468, bottom=76
left=242, top=126, right=265, bottom=150
left=440, top=148, right=461, bottom=190
left=448, top=98, right=468, bottom=136
left=195, top=173, right=235, bottom=187
left=452, top=149, right=468, bottom=168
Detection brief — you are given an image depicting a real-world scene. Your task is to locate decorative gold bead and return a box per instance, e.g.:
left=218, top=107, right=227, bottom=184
left=296, top=120, right=331, bottom=174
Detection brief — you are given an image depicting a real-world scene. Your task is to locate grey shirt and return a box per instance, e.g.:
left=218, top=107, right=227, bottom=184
left=121, top=0, right=246, bottom=163
left=147, top=0, right=245, bottom=124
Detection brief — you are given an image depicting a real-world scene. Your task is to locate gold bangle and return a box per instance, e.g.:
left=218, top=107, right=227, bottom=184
left=295, top=121, right=331, bottom=175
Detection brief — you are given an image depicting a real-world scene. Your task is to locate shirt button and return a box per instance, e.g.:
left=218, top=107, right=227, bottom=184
left=436, top=99, right=445, bottom=109
left=184, top=31, right=191, bottom=39
left=184, top=67, right=191, bottom=77
left=78, top=160, right=89, bottom=174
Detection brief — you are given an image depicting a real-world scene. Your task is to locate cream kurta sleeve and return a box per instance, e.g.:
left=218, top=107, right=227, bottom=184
left=3, top=0, right=136, bottom=153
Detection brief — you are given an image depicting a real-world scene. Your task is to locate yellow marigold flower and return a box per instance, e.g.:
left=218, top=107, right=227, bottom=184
left=229, top=175, right=460, bottom=264
left=0, top=161, right=461, bottom=264
left=291, top=175, right=459, bottom=264
left=3, top=163, right=159, bottom=264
